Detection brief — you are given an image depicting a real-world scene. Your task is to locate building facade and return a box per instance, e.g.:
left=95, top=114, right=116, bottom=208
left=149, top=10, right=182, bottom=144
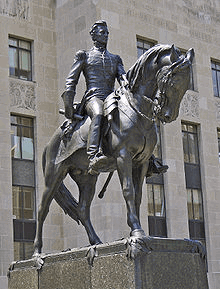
left=0, top=0, right=220, bottom=287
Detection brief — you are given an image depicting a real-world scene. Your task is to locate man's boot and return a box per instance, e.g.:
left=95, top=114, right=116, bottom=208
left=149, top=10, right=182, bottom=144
left=87, top=115, right=108, bottom=175
left=146, top=155, right=169, bottom=177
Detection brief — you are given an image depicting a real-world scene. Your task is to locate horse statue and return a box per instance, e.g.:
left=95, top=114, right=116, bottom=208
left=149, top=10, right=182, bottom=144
left=33, top=44, right=194, bottom=258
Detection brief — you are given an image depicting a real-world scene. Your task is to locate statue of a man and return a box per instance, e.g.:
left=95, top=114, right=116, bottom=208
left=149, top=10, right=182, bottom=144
left=62, top=20, right=128, bottom=174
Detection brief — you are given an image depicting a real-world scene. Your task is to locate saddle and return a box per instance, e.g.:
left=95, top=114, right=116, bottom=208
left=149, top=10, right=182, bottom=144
left=55, top=91, right=121, bottom=165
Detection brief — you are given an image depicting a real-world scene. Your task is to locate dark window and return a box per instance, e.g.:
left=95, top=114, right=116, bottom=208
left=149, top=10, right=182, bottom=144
left=146, top=121, right=167, bottom=237
left=182, top=123, right=199, bottom=164
left=9, top=37, right=32, bottom=81
left=11, top=115, right=36, bottom=260
left=11, top=115, right=34, bottom=160
left=12, top=186, right=35, bottom=220
left=182, top=123, right=205, bottom=244
left=218, top=130, right=220, bottom=162
left=137, top=39, right=167, bottom=237
left=147, top=183, right=167, bottom=237
left=137, top=38, right=155, bottom=59
left=211, top=60, right=220, bottom=97
left=14, top=241, right=35, bottom=261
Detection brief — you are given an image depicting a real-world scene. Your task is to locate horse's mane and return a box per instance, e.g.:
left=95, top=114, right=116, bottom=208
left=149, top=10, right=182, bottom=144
left=126, top=44, right=173, bottom=92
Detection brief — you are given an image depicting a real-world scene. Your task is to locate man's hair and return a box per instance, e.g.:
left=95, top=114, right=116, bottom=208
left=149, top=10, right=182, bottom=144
left=89, top=20, right=108, bottom=36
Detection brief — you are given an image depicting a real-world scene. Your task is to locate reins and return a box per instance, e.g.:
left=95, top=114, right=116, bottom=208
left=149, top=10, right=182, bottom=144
left=99, top=55, right=186, bottom=199
left=122, top=66, right=171, bottom=123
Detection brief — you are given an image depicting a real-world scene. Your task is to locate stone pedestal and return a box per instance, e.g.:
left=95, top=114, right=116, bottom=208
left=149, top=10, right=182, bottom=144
left=8, top=238, right=209, bottom=289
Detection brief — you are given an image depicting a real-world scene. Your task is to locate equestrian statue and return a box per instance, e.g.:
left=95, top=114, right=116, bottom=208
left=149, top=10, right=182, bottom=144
left=33, top=20, right=194, bottom=259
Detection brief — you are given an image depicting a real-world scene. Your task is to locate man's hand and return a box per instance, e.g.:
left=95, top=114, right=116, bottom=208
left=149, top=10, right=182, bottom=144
left=65, top=106, right=74, bottom=119
left=61, top=91, right=75, bottom=119
left=120, top=74, right=129, bottom=88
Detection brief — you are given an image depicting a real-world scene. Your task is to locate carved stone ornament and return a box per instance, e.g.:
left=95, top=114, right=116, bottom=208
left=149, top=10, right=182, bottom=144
left=180, top=90, right=199, bottom=118
left=0, top=0, right=30, bottom=20
left=10, top=78, right=36, bottom=111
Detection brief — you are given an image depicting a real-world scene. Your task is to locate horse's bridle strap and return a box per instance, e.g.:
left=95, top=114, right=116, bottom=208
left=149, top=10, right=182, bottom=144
left=123, top=88, right=155, bottom=123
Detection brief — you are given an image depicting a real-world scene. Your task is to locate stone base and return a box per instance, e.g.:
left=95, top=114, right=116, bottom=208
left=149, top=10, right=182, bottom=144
left=8, top=237, right=209, bottom=289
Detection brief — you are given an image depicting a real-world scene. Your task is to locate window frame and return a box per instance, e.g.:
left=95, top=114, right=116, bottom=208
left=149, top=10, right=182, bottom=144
left=211, top=59, right=220, bottom=97
left=11, top=115, right=35, bottom=161
left=218, top=129, right=220, bottom=162
left=182, top=122, right=206, bottom=244
left=9, top=36, right=32, bottom=81
left=11, top=114, right=36, bottom=261
left=136, top=36, right=156, bottom=59
left=137, top=37, right=167, bottom=238
left=12, top=185, right=36, bottom=220
left=146, top=121, right=167, bottom=237
left=182, top=123, right=200, bottom=165
left=211, top=60, right=220, bottom=97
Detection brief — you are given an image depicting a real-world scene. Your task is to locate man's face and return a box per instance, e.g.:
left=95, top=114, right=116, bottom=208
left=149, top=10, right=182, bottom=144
left=93, top=25, right=109, bottom=45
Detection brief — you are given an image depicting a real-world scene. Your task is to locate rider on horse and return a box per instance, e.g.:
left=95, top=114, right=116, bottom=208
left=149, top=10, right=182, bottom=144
left=62, top=20, right=128, bottom=174
left=62, top=20, right=167, bottom=176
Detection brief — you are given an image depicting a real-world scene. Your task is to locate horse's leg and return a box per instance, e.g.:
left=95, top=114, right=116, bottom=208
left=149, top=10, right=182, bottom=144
left=71, top=173, right=102, bottom=245
left=132, top=162, right=149, bottom=222
left=33, top=164, right=67, bottom=255
left=116, top=148, right=142, bottom=233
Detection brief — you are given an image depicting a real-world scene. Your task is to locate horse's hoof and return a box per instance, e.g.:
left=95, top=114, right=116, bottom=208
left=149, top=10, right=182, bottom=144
left=32, top=252, right=44, bottom=270
left=130, top=229, right=146, bottom=239
left=86, top=245, right=98, bottom=266
left=126, top=230, right=151, bottom=260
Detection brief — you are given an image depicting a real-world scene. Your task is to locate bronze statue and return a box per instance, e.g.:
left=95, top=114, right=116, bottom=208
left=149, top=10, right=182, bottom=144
left=33, top=23, right=194, bottom=257
left=62, top=20, right=128, bottom=174
left=62, top=20, right=166, bottom=175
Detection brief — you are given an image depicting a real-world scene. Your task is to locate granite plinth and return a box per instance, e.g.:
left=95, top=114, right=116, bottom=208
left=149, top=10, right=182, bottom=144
left=8, top=238, right=209, bottom=289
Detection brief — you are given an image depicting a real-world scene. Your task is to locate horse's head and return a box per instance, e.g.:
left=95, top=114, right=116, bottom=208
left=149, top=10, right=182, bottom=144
left=126, top=44, right=194, bottom=124
left=154, top=46, right=194, bottom=123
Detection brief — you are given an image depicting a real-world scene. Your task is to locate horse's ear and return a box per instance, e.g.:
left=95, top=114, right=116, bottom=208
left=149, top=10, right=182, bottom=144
left=170, top=44, right=179, bottom=63
left=185, top=48, right=194, bottom=63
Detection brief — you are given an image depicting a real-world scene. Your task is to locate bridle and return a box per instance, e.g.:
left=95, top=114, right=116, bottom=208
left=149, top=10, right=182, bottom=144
left=124, top=56, right=186, bottom=123
left=142, top=56, right=186, bottom=121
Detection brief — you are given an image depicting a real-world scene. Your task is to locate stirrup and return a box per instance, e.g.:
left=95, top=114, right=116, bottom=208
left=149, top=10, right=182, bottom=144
left=88, top=154, right=108, bottom=175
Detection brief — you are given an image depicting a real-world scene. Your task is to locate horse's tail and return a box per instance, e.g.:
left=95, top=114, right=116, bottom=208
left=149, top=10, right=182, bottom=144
left=54, top=182, right=80, bottom=225
left=41, top=137, right=80, bottom=224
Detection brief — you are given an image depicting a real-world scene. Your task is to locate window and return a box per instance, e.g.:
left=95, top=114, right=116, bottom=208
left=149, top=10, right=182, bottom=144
left=218, top=130, right=220, bottom=162
left=182, top=123, right=205, bottom=244
left=182, top=123, right=199, bottom=164
left=187, top=189, right=204, bottom=221
left=13, top=185, right=36, bottom=260
left=137, top=37, right=155, bottom=58
left=13, top=186, right=35, bottom=220
left=137, top=38, right=167, bottom=237
left=11, top=115, right=36, bottom=260
left=147, top=184, right=167, bottom=237
left=146, top=121, right=167, bottom=237
left=9, top=37, right=32, bottom=81
left=11, top=115, right=34, bottom=160
left=211, top=60, right=220, bottom=97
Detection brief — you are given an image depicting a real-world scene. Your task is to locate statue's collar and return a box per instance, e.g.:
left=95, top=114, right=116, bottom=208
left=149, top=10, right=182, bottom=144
left=92, top=46, right=107, bottom=53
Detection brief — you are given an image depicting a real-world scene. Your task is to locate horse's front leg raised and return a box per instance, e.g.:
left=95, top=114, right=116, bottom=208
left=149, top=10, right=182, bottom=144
left=116, top=148, right=142, bottom=233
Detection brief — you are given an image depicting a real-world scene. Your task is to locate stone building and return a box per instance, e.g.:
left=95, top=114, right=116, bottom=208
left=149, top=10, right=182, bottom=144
left=0, top=0, right=220, bottom=288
